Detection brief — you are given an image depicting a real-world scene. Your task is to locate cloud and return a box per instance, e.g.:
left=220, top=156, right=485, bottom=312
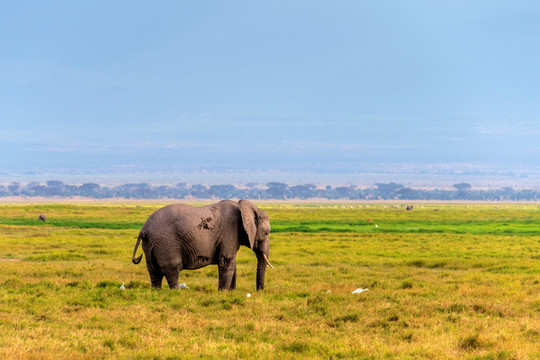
left=473, top=120, right=540, bottom=136
left=474, top=125, right=513, bottom=135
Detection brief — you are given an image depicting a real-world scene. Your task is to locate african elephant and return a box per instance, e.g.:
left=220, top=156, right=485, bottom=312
left=131, top=200, right=273, bottom=291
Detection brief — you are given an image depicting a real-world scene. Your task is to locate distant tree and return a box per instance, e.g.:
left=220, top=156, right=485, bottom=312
left=46, top=180, right=64, bottom=188
left=266, top=182, right=288, bottom=199
left=190, top=184, right=209, bottom=198
left=375, top=183, right=404, bottom=199
left=243, top=186, right=263, bottom=200
left=452, top=182, right=472, bottom=200
left=209, top=185, right=237, bottom=199
left=335, top=186, right=352, bottom=198
left=245, top=182, right=258, bottom=189
left=500, top=187, right=515, bottom=200
left=452, top=183, right=471, bottom=191
left=115, top=183, right=152, bottom=198
left=4, top=179, right=540, bottom=201
left=397, top=187, right=419, bottom=200
left=8, top=182, right=21, bottom=195
left=134, top=183, right=152, bottom=198
left=288, top=184, right=316, bottom=199
left=79, top=183, right=100, bottom=192
left=63, top=184, right=78, bottom=196
left=168, top=183, right=188, bottom=198
left=516, top=189, right=537, bottom=201
left=27, top=181, right=41, bottom=189
left=176, top=182, right=188, bottom=189
left=21, top=182, right=43, bottom=196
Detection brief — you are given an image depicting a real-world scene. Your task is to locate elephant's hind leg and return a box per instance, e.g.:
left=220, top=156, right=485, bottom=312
left=164, top=266, right=181, bottom=289
left=150, top=271, right=164, bottom=288
left=146, top=258, right=164, bottom=288
left=162, top=259, right=182, bottom=289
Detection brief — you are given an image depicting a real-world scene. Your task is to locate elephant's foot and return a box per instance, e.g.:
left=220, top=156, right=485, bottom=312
left=162, top=265, right=181, bottom=289
left=150, top=276, right=163, bottom=288
left=165, top=277, right=179, bottom=289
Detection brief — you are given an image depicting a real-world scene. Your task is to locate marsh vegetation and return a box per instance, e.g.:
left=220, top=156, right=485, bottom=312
left=0, top=203, right=539, bottom=359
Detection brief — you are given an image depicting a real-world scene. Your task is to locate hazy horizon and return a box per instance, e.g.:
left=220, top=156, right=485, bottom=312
left=2, top=168, right=540, bottom=190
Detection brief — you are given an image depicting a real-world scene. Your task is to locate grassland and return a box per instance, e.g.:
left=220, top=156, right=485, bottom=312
left=0, top=202, right=539, bottom=359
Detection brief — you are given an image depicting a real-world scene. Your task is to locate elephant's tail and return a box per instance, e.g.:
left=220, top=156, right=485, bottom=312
left=132, top=232, right=144, bottom=264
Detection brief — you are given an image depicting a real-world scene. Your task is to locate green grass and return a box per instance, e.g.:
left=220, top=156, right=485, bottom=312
left=272, top=219, right=540, bottom=235
left=0, top=202, right=539, bottom=359
left=3, top=204, right=540, bottom=235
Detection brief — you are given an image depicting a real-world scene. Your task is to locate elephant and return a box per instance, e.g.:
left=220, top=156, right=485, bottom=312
left=131, top=199, right=273, bottom=291
left=39, top=214, right=47, bottom=222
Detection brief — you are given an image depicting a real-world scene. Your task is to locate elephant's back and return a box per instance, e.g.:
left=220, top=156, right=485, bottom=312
left=140, top=203, right=218, bottom=237
left=143, top=204, right=191, bottom=229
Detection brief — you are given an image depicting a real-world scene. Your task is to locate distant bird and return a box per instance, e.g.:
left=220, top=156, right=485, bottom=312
left=246, top=293, right=251, bottom=298
left=120, top=282, right=125, bottom=290
left=179, top=283, right=189, bottom=289
left=375, top=224, right=378, bottom=228
left=352, top=288, right=369, bottom=294
left=39, top=214, right=47, bottom=222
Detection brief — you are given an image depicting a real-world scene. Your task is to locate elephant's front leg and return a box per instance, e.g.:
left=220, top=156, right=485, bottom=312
left=218, top=255, right=237, bottom=291
left=230, top=268, right=237, bottom=290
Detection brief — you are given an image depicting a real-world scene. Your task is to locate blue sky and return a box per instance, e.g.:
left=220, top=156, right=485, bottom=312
left=2, top=1, right=540, bottom=184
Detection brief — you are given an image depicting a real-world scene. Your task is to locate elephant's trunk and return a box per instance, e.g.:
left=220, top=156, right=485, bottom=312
left=256, top=252, right=267, bottom=290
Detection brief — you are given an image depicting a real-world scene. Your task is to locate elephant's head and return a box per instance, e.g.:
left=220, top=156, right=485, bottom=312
left=239, top=199, right=273, bottom=290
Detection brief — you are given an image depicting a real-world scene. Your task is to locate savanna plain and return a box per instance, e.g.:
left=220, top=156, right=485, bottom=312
left=0, top=202, right=539, bottom=359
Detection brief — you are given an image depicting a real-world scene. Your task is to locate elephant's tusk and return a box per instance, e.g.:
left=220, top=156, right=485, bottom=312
left=263, top=253, right=275, bottom=269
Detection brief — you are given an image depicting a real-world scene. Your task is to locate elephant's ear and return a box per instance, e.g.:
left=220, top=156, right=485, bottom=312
left=239, top=199, right=257, bottom=249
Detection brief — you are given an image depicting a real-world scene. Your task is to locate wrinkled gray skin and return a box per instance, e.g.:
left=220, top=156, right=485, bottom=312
left=132, top=200, right=271, bottom=291
left=39, top=214, right=46, bottom=222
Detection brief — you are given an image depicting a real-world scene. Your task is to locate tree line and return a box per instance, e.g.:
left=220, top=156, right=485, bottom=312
left=1, top=181, right=539, bottom=201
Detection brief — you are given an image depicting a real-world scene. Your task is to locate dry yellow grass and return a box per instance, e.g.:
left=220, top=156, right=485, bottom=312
left=0, top=203, right=538, bottom=359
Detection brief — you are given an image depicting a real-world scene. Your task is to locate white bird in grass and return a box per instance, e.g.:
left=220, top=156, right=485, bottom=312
left=375, top=224, right=378, bottom=228
left=179, top=283, right=189, bottom=289
left=352, top=288, right=369, bottom=294
left=120, top=282, right=125, bottom=290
